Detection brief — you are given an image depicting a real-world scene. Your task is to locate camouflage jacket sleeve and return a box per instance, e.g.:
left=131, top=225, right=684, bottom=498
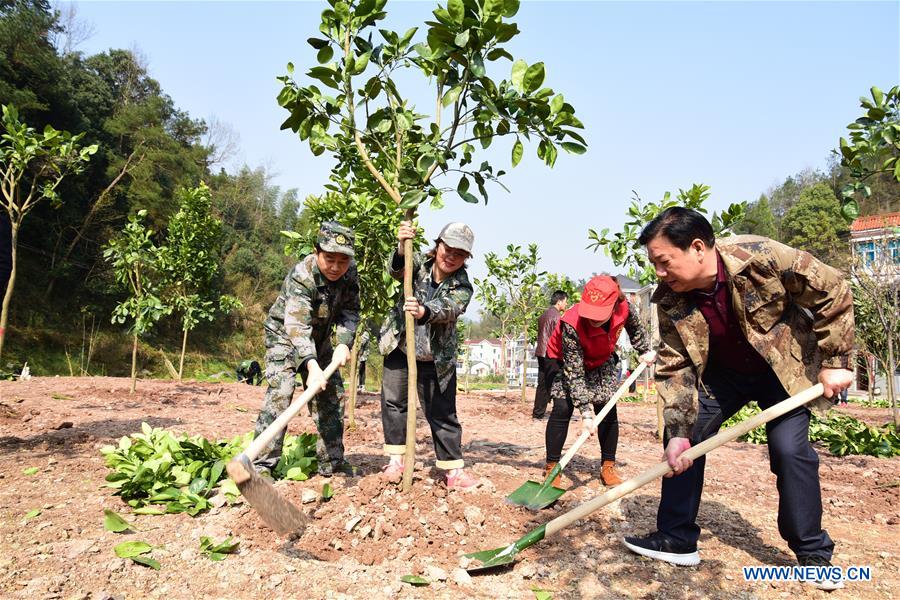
left=655, top=307, right=699, bottom=439
left=387, top=249, right=422, bottom=282
left=623, top=300, right=651, bottom=354
left=282, top=267, right=318, bottom=363
left=334, top=270, right=361, bottom=348
left=559, top=322, right=594, bottom=417
left=771, top=242, right=855, bottom=369
left=422, top=271, right=473, bottom=325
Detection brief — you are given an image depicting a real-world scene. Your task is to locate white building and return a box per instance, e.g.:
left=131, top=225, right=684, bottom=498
left=458, top=338, right=502, bottom=376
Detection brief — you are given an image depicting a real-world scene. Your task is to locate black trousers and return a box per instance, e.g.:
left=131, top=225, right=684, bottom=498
left=358, top=360, right=366, bottom=386
left=545, top=357, right=619, bottom=463
left=657, top=365, right=834, bottom=559
left=380, top=348, right=463, bottom=469
left=532, top=356, right=558, bottom=418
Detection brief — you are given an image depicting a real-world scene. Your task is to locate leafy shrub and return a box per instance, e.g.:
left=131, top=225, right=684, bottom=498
left=722, top=403, right=900, bottom=457
left=101, top=423, right=317, bottom=515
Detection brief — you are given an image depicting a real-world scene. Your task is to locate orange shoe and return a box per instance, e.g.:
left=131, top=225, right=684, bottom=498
left=544, top=462, right=562, bottom=488
left=601, top=460, right=623, bottom=486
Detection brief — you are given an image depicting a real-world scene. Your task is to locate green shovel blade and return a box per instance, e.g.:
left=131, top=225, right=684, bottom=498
left=464, top=525, right=547, bottom=574
left=506, top=464, right=565, bottom=510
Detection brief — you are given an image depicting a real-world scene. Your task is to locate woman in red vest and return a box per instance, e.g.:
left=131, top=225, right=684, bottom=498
left=544, top=275, right=656, bottom=486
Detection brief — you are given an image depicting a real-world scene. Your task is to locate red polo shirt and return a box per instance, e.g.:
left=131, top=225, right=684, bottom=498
left=693, top=252, right=769, bottom=375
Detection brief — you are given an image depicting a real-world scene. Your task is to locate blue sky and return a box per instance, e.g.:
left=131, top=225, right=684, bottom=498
left=71, top=0, right=899, bottom=310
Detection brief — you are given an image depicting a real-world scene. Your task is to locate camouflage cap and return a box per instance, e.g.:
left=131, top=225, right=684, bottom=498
left=317, top=221, right=355, bottom=257
left=436, top=222, right=474, bottom=254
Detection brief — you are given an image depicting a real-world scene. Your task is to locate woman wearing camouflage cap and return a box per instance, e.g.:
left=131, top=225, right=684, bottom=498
left=378, top=220, right=478, bottom=489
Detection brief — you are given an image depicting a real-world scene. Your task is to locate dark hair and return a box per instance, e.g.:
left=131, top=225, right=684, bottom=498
left=637, top=207, right=715, bottom=250
left=550, top=290, right=568, bottom=305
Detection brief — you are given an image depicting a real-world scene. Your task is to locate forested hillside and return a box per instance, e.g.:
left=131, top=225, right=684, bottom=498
left=0, top=0, right=308, bottom=376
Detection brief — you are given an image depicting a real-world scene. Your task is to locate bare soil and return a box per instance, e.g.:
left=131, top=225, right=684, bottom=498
left=0, top=377, right=897, bottom=599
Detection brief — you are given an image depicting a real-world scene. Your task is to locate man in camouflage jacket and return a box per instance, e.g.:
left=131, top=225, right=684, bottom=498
left=623, top=208, right=853, bottom=591
left=253, top=221, right=360, bottom=477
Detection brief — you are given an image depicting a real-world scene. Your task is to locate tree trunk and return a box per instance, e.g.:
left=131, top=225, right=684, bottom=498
left=464, top=346, right=470, bottom=394
left=401, top=230, right=419, bottom=492
left=130, top=333, right=138, bottom=394
left=347, top=335, right=361, bottom=430
left=178, top=328, right=188, bottom=381
left=500, top=337, right=508, bottom=392
left=0, top=223, right=18, bottom=359
left=888, top=337, right=900, bottom=427
left=520, top=325, right=528, bottom=403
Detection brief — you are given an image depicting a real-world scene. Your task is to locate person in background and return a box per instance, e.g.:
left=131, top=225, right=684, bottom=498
left=378, top=221, right=477, bottom=489
left=236, top=360, right=262, bottom=385
left=532, top=290, right=568, bottom=419
left=252, top=221, right=360, bottom=478
left=544, top=275, right=655, bottom=487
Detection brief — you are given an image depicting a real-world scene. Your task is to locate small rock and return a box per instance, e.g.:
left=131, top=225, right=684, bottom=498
left=373, top=520, right=384, bottom=541
left=359, top=525, right=372, bottom=539
left=463, top=506, right=484, bottom=527
left=453, top=521, right=467, bottom=536
left=209, top=493, right=228, bottom=508
left=331, top=538, right=342, bottom=551
left=346, top=516, right=363, bottom=532
left=452, top=568, right=472, bottom=585
left=54, top=422, right=74, bottom=430
left=879, top=551, right=890, bottom=559
left=426, top=566, right=448, bottom=581
left=180, top=549, right=193, bottom=561
left=301, top=489, right=318, bottom=504
left=518, top=563, right=536, bottom=579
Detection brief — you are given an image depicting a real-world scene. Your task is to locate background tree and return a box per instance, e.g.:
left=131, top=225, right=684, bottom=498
left=103, top=209, right=170, bottom=392
left=475, top=242, right=545, bottom=401
left=780, top=182, right=848, bottom=266
left=282, top=187, right=406, bottom=428
left=587, top=184, right=746, bottom=284
left=850, top=233, right=900, bottom=427
left=542, top=272, right=581, bottom=304
left=837, top=85, right=900, bottom=221
left=0, top=103, right=96, bottom=356
left=733, top=194, right=778, bottom=239
left=277, top=0, right=585, bottom=490
left=159, top=182, right=241, bottom=380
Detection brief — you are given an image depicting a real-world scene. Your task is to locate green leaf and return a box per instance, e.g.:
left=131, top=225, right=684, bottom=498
left=448, top=0, right=464, bottom=23
left=352, top=52, right=371, bottom=75
left=23, top=467, right=39, bottom=476
left=400, top=575, right=430, bottom=586
left=131, top=555, right=161, bottom=570
left=104, top=509, right=134, bottom=533
left=25, top=509, right=41, bottom=519
left=454, top=29, right=470, bottom=47
left=317, top=46, right=334, bottom=64
left=307, top=37, right=329, bottom=49
left=871, top=86, right=884, bottom=107
left=561, top=142, right=587, bottom=155
left=511, top=59, right=527, bottom=92
left=399, top=189, right=427, bottom=210
left=442, top=85, right=463, bottom=108
left=511, top=139, right=524, bottom=167
left=322, top=482, right=334, bottom=500
left=532, top=589, right=553, bottom=600
left=523, top=62, right=545, bottom=94
left=133, top=506, right=166, bottom=515
left=114, top=541, right=152, bottom=558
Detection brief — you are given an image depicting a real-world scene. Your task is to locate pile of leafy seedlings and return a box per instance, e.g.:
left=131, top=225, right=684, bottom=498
left=101, top=423, right=318, bottom=515
left=723, top=404, right=900, bottom=457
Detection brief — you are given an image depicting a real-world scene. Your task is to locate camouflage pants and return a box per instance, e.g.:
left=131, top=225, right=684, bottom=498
left=252, top=334, right=345, bottom=471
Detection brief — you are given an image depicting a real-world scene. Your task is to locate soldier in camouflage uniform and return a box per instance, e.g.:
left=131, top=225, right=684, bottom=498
left=236, top=360, right=262, bottom=385
left=623, top=208, right=853, bottom=591
left=378, top=221, right=478, bottom=489
left=544, top=275, right=655, bottom=487
left=252, top=221, right=360, bottom=477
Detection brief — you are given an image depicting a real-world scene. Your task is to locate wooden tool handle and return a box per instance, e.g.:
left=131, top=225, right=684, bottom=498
left=241, top=358, right=342, bottom=462
left=557, top=361, right=648, bottom=470
left=544, top=383, right=825, bottom=537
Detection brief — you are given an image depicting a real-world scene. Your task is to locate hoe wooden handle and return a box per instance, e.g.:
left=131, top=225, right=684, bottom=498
left=557, top=361, right=648, bottom=470
left=241, top=358, right=342, bottom=462
left=545, top=383, right=825, bottom=537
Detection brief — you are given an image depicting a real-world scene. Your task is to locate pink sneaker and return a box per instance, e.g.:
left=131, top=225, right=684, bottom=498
left=381, top=462, right=404, bottom=482
left=445, top=469, right=479, bottom=489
